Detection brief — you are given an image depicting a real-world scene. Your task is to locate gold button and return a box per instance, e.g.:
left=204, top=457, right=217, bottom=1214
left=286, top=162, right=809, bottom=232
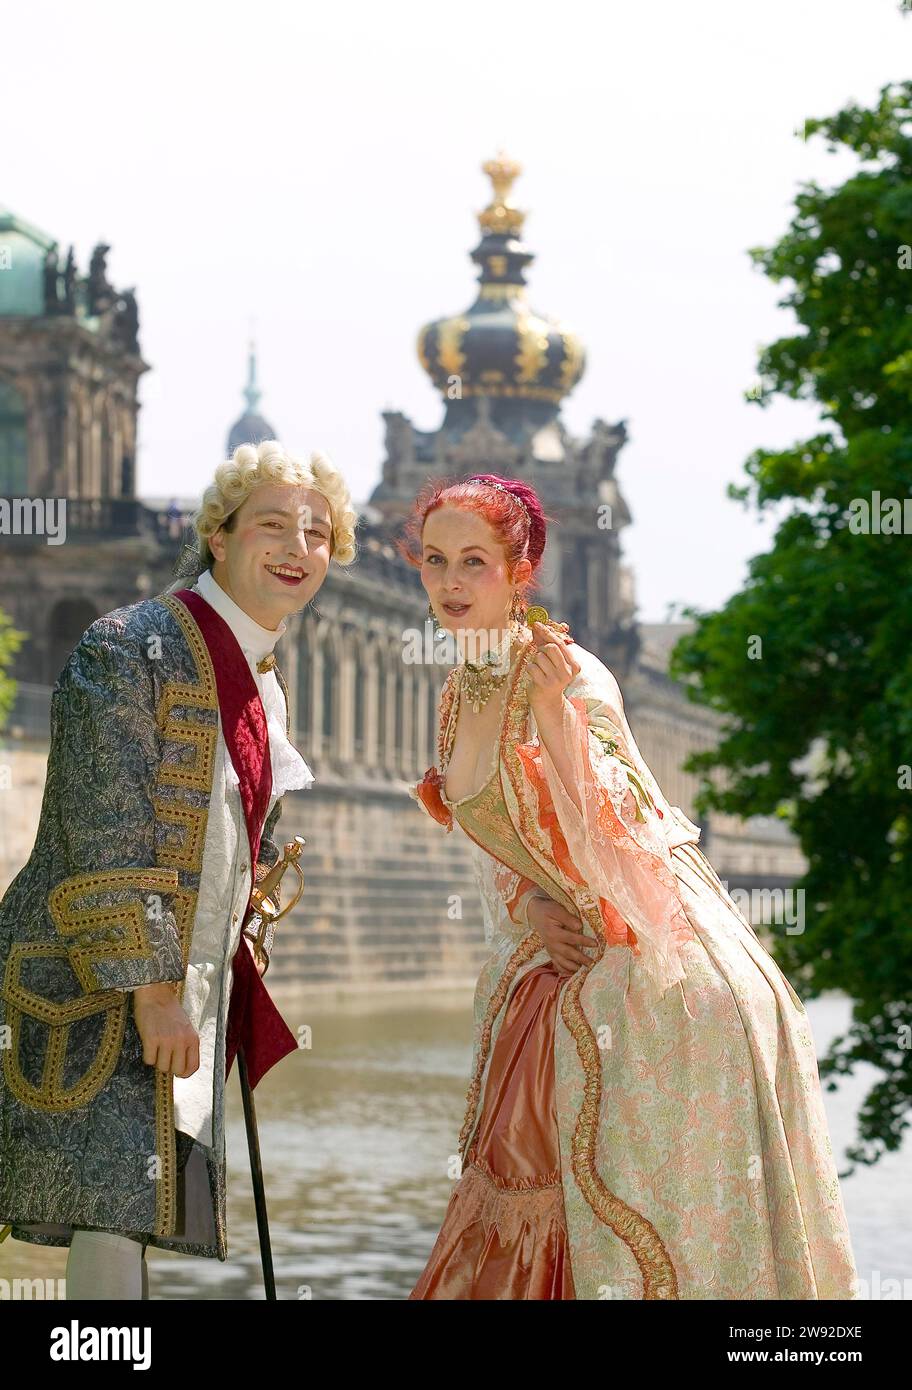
left=232, top=913, right=238, bottom=924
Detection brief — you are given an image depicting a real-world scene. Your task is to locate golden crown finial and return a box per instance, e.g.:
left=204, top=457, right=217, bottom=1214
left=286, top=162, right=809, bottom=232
left=483, top=150, right=522, bottom=202
left=478, top=149, right=525, bottom=237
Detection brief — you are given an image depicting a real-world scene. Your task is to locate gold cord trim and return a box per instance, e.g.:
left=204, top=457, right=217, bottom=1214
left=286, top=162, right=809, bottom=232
left=499, top=638, right=680, bottom=1297
left=559, top=967, right=679, bottom=1299
left=48, top=867, right=182, bottom=994
left=152, top=594, right=220, bottom=1235
left=1, top=943, right=127, bottom=1112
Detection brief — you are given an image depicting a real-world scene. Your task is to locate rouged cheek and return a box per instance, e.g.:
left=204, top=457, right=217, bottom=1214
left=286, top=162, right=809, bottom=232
left=472, top=566, right=507, bottom=592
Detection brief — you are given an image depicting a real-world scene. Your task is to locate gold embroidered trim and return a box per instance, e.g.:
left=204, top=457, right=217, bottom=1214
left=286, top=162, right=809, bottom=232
left=437, top=669, right=459, bottom=769
left=152, top=593, right=220, bottom=1236
left=48, top=868, right=182, bottom=994
left=445, top=641, right=566, bottom=1160
left=155, top=716, right=218, bottom=793
left=1, top=943, right=127, bottom=1112
left=559, top=967, right=679, bottom=1298
left=156, top=681, right=215, bottom=727
left=170, top=885, right=198, bottom=983
left=157, top=596, right=218, bottom=707
left=457, top=931, right=544, bottom=1157
left=152, top=795, right=209, bottom=873
left=155, top=598, right=219, bottom=795
left=153, top=1065, right=176, bottom=1237
left=498, top=640, right=679, bottom=1297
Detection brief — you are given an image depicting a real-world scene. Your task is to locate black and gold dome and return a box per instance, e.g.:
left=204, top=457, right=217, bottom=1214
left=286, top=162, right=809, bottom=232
left=417, top=153, right=586, bottom=415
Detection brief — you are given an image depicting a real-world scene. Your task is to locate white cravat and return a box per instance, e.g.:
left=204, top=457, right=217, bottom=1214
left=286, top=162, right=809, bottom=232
left=172, top=569, right=312, bottom=1150
left=191, top=567, right=314, bottom=796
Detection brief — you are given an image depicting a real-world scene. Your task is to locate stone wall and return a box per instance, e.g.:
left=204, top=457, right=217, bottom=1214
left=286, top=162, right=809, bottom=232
left=0, top=674, right=806, bottom=994
left=0, top=745, right=491, bottom=995
left=266, top=781, right=490, bottom=994
left=0, top=742, right=49, bottom=893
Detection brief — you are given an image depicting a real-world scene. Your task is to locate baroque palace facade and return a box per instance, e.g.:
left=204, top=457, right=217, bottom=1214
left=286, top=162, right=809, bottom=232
left=0, top=162, right=803, bottom=993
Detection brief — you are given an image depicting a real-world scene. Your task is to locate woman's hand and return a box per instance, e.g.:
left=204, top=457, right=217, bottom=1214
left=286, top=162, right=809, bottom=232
left=526, top=896, right=596, bottom=976
left=524, top=621, right=585, bottom=813
left=525, top=621, right=581, bottom=717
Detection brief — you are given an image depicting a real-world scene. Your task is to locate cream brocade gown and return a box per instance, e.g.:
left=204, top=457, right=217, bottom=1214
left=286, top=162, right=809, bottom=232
left=409, top=631, right=858, bottom=1301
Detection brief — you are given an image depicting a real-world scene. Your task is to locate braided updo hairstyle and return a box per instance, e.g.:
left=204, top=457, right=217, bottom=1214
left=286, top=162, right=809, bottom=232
left=395, top=472, right=551, bottom=612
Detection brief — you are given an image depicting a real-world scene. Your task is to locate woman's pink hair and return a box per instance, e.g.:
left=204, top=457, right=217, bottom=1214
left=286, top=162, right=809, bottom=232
left=395, top=472, right=551, bottom=603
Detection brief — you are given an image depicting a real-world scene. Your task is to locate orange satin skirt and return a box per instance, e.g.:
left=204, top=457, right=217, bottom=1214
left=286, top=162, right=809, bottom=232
left=410, top=963, right=576, bottom=1299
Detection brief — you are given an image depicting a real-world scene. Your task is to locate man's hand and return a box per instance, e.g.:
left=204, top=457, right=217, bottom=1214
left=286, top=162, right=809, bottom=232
left=133, top=982, right=200, bottom=1078
left=244, top=933, right=268, bottom=977
left=527, top=896, right=596, bottom=976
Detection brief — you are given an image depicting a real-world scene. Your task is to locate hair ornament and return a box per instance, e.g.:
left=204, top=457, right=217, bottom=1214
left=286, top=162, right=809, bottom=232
left=468, top=476, right=531, bottom=522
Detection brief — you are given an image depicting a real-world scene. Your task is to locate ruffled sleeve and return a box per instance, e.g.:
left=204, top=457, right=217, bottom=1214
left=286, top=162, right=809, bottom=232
left=514, top=647, right=695, bottom=1002
left=493, top=866, right=546, bottom=933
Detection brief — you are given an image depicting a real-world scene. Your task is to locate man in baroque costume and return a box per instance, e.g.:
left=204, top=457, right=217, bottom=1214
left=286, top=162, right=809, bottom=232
left=0, top=440, right=357, bottom=1298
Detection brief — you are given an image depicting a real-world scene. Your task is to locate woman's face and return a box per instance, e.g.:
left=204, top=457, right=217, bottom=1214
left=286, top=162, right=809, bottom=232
left=420, top=505, right=531, bottom=649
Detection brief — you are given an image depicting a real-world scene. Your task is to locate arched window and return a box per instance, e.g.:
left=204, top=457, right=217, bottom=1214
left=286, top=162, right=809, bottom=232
left=48, top=598, right=100, bottom=685
left=0, top=378, right=27, bottom=493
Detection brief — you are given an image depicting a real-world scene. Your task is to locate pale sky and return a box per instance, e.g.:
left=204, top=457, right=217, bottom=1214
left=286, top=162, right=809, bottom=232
left=5, top=0, right=908, bottom=620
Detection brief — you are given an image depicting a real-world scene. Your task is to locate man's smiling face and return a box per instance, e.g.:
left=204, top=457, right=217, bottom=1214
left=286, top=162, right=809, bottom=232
left=207, top=481, right=333, bottom=629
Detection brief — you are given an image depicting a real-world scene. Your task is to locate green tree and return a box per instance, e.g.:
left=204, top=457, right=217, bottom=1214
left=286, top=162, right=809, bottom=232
left=670, top=81, right=912, bottom=1172
left=0, top=608, right=25, bottom=732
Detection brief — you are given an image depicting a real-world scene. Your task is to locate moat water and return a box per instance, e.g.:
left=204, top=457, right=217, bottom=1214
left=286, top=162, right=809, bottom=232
left=0, top=991, right=908, bottom=1300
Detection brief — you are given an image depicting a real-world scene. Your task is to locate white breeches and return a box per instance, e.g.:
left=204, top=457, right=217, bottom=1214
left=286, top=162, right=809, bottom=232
left=66, top=1229, right=149, bottom=1300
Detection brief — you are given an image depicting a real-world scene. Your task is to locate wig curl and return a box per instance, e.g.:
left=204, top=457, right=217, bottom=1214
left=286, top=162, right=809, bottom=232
left=169, top=440, right=357, bottom=586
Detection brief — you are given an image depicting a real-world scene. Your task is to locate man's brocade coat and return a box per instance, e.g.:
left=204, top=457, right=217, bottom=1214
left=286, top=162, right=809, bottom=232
left=0, top=592, right=287, bottom=1258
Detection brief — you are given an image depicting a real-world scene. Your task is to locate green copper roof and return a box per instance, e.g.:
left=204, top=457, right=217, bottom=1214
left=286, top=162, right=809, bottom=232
left=0, top=208, right=56, bottom=317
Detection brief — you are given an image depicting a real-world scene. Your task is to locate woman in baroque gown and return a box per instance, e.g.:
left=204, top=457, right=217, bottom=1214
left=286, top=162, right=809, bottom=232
left=400, top=471, right=858, bottom=1302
